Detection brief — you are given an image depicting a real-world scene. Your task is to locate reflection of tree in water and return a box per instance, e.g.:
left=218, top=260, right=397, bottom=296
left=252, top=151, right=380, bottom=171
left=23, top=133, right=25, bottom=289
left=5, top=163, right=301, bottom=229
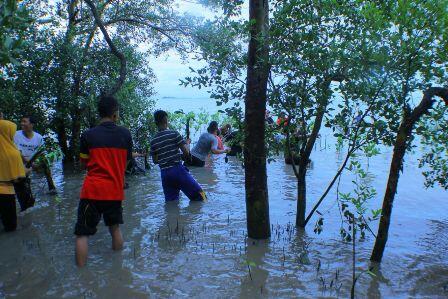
left=240, top=239, right=270, bottom=298
left=155, top=200, right=204, bottom=252
left=405, top=219, right=448, bottom=296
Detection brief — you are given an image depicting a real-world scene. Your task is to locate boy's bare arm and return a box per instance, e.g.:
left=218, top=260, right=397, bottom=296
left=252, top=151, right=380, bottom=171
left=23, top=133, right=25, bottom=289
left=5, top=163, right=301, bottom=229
left=180, top=144, right=190, bottom=157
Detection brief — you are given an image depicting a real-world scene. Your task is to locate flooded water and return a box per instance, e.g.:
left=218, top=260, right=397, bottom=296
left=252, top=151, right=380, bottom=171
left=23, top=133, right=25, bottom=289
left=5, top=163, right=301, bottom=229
left=1, top=139, right=447, bottom=298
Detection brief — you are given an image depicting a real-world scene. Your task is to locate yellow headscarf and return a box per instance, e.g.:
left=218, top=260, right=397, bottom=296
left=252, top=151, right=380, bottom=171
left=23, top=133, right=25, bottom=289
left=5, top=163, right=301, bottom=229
left=0, top=120, right=26, bottom=182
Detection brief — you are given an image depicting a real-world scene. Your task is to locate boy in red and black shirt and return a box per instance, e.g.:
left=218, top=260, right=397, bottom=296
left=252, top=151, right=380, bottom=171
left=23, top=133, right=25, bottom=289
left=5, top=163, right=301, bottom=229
left=74, top=95, right=132, bottom=267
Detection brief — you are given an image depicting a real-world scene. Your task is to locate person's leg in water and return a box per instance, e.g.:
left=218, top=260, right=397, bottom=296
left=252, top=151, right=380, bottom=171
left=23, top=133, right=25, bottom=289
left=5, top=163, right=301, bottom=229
left=75, top=236, right=89, bottom=267
left=109, top=225, right=123, bottom=250
left=74, top=200, right=101, bottom=267
left=161, top=167, right=181, bottom=201
left=177, top=165, right=206, bottom=201
left=0, top=194, right=17, bottom=232
left=13, top=178, right=35, bottom=212
left=102, top=201, right=124, bottom=250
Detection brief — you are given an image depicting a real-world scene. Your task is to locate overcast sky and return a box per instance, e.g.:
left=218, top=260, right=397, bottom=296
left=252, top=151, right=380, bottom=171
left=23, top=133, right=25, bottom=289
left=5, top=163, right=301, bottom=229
left=148, top=1, right=215, bottom=100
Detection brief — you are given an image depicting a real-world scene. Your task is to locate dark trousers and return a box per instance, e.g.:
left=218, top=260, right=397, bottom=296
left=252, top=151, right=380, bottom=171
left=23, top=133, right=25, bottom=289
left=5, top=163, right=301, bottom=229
left=0, top=194, right=17, bottom=232
left=183, top=154, right=205, bottom=167
left=13, top=178, right=35, bottom=212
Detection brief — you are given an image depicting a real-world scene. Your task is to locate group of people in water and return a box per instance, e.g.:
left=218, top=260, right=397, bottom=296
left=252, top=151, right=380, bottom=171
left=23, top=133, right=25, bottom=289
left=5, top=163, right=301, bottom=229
left=0, top=112, right=57, bottom=231
left=0, top=96, right=288, bottom=266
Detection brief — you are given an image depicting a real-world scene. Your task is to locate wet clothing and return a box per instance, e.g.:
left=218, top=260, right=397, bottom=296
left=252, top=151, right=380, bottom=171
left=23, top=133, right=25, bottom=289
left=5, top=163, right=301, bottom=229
left=150, top=130, right=185, bottom=170
left=150, top=129, right=205, bottom=201
left=184, top=154, right=206, bottom=167
left=14, top=130, right=44, bottom=161
left=191, top=133, right=218, bottom=162
left=74, top=199, right=123, bottom=236
left=0, top=120, right=26, bottom=182
left=0, top=194, right=17, bottom=232
left=79, top=121, right=132, bottom=201
left=13, top=177, right=35, bottom=212
left=161, top=164, right=205, bottom=201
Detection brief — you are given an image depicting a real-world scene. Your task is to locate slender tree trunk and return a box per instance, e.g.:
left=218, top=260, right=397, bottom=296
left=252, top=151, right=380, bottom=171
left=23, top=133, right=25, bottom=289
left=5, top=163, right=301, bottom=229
left=244, top=0, right=270, bottom=239
left=295, top=92, right=329, bottom=227
left=371, top=87, right=448, bottom=262
left=54, top=0, right=78, bottom=163
left=70, top=108, right=82, bottom=162
left=370, top=119, right=410, bottom=262
left=55, top=122, right=69, bottom=159
left=296, top=170, right=306, bottom=227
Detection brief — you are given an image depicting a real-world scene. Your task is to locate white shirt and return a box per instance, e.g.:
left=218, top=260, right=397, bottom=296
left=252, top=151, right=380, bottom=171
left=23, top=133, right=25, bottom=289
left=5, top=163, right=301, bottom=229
left=14, top=130, right=44, bottom=160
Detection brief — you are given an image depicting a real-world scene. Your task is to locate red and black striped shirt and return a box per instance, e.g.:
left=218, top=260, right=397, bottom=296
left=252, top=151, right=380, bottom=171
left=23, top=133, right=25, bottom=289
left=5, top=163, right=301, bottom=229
left=79, top=121, right=132, bottom=201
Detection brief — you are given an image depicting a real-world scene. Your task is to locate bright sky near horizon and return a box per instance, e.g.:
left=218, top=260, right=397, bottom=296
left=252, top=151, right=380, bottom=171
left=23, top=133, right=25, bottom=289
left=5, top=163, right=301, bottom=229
left=148, top=1, right=215, bottom=100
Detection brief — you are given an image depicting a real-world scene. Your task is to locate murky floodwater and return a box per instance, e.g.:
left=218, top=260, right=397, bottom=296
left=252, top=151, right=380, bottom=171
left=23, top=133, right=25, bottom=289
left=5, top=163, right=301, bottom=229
left=1, top=141, right=447, bottom=298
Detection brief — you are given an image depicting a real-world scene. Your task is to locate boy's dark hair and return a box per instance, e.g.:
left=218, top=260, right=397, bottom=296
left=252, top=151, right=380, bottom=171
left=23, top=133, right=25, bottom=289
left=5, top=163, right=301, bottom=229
left=98, top=95, right=119, bottom=118
left=207, top=121, right=219, bottom=133
left=22, top=115, right=36, bottom=124
left=154, top=110, right=168, bottom=125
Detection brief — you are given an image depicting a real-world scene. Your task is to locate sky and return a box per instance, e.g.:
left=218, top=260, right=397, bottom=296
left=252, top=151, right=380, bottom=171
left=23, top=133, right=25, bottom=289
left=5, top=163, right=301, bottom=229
left=148, top=1, right=215, bottom=101
left=149, top=0, right=249, bottom=104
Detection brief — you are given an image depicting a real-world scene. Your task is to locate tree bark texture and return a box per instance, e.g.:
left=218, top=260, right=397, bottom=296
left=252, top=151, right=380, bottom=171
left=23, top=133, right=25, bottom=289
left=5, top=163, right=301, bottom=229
left=244, top=0, right=271, bottom=239
left=371, top=87, right=448, bottom=263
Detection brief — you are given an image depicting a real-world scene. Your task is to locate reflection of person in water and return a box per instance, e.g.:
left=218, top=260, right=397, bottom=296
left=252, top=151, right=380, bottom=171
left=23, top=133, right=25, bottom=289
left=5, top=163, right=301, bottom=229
left=156, top=200, right=204, bottom=253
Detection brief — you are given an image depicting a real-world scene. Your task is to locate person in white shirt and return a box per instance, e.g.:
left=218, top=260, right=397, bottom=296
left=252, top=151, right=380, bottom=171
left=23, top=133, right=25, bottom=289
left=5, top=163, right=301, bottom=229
left=14, top=116, right=56, bottom=192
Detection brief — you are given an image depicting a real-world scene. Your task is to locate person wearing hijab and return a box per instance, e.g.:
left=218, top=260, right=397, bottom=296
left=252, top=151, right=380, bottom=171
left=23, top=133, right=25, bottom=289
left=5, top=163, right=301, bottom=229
left=0, top=119, right=28, bottom=232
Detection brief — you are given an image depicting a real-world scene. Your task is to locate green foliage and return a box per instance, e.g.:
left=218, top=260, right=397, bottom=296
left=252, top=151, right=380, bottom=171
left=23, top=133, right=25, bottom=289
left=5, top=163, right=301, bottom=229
left=0, top=0, right=32, bottom=68
left=0, top=0, right=195, bottom=161
left=418, top=102, right=448, bottom=189
left=168, top=108, right=233, bottom=140
left=339, top=161, right=381, bottom=242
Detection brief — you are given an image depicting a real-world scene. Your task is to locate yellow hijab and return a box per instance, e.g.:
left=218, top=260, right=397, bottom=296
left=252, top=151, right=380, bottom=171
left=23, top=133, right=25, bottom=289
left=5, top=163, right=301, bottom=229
left=0, top=120, right=26, bottom=182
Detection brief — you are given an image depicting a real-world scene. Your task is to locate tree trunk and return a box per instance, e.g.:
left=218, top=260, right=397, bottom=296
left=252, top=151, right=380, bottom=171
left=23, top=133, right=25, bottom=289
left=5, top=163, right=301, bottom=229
left=295, top=91, right=330, bottom=227
left=55, top=121, right=69, bottom=160
left=69, top=108, right=82, bottom=163
left=54, top=0, right=78, bottom=164
left=371, top=87, right=448, bottom=263
left=296, top=170, right=306, bottom=227
left=370, top=119, right=410, bottom=262
left=244, top=0, right=270, bottom=239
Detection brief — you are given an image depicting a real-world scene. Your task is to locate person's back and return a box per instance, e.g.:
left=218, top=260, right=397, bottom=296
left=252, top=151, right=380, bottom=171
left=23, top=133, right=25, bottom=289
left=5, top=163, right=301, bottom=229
left=191, top=132, right=218, bottom=161
left=80, top=122, right=132, bottom=200
left=150, top=110, right=205, bottom=202
left=74, top=95, right=132, bottom=267
left=150, top=129, right=183, bottom=170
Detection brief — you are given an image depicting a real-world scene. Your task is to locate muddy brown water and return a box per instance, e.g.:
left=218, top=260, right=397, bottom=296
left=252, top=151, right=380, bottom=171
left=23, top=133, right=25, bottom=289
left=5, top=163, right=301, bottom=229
left=0, top=145, right=447, bottom=298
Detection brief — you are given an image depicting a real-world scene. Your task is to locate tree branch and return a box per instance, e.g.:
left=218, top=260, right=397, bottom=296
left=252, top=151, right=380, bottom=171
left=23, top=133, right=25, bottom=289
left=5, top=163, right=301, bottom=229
left=85, top=0, right=126, bottom=96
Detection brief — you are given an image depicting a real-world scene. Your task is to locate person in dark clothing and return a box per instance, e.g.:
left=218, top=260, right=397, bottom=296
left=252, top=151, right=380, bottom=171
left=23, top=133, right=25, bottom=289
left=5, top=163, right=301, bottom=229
left=74, top=95, right=133, bottom=267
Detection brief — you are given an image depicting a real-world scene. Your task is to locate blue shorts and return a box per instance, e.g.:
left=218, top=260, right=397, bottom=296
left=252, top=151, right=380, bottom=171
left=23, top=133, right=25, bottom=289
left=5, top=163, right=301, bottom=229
left=160, top=164, right=206, bottom=201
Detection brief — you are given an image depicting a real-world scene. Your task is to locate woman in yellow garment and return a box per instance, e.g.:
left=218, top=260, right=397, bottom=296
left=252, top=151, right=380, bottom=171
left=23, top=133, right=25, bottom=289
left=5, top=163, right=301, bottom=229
left=0, top=119, right=27, bottom=231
